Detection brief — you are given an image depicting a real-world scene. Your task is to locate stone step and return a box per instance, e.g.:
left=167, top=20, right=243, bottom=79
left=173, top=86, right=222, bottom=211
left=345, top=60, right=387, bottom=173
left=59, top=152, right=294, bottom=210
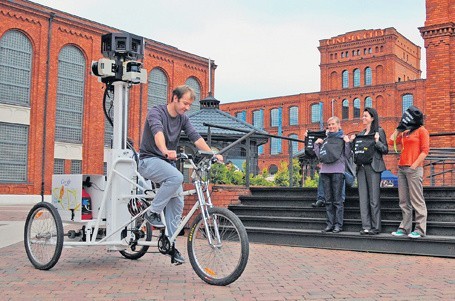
left=236, top=215, right=455, bottom=236
left=244, top=227, right=455, bottom=258
left=229, top=205, right=455, bottom=222
left=238, top=195, right=455, bottom=209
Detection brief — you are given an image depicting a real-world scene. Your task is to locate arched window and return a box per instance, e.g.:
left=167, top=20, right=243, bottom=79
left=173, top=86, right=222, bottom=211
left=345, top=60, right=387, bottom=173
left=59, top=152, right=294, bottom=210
left=353, top=98, right=361, bottom=118
left=402, top=94, right=414, bottom=113
left=353, top=69, right=360, bottom=87
left=0, top=30, right=32, bottom=182
left=270, top=108, right=280, bottom=127
left=148, top=68, right=168, bottom=108
left=289, top=134, right=299, bottom=155
left=240, top=147, right=246, bottom=157
left=185, top=77, right=200, bottom=114
left=342, top=70, right=349, bottom=88
left=289, top=106, right=298, bottom=126
left=55, top=45, right=86, bottom=143
left=365, top=67, right=372, bottom=86
left=311, top=103, right=321, bottom=123
left=342, top=99, right=349, bottom=120
left=0, top=30, right=32, bottom=106
left=365, top=96, right=373, bottom=109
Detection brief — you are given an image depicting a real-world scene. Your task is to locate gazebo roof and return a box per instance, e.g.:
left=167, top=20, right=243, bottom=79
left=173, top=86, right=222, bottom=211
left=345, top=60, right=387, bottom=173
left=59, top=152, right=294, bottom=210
left=188, top=107, right=268, bottom=138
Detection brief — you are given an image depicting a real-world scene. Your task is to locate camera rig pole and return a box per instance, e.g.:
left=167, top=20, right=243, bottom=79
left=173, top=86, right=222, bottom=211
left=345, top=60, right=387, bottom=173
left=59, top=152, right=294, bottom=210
left=91, top=32, right=147, bottom=248
left=112, top=81, right=129, bottom=150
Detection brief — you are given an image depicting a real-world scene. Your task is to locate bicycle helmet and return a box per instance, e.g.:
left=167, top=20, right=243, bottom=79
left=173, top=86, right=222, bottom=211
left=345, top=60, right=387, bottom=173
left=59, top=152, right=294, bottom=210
left=127, top=198, right=147, bottom=216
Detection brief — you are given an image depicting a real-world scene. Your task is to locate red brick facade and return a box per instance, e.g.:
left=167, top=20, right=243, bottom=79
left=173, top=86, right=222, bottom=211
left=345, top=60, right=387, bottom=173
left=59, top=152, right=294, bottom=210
left=221, top=28, right=428, bottom=175
left=0, top=0, right=214, bottom=196
left=420, top=0, right=455, bottom=148
left=1, top=0, right=455, bottom=196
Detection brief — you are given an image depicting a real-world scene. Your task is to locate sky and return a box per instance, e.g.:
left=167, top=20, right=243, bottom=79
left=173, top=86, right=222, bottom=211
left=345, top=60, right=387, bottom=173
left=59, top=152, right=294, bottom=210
left=30, top=0, right=426, bottom=103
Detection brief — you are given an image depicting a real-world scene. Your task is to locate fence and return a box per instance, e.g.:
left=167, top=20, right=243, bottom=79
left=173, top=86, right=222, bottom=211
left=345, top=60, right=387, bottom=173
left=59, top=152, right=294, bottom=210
left=204, top=124, right=455, bottom=188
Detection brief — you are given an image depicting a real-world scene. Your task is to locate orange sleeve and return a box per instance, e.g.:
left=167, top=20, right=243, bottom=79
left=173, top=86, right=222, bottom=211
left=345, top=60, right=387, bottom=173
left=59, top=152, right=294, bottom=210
left=420, top=127, right=430, bottom=155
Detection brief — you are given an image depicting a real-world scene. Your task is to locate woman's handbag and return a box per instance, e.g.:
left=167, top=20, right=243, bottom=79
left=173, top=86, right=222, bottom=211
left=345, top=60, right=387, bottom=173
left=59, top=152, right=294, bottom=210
left=353, top=133, right=376, bottom=165
left=319, top=137, right=344, bottom=164
left=304, top=130, right=326, bottom=158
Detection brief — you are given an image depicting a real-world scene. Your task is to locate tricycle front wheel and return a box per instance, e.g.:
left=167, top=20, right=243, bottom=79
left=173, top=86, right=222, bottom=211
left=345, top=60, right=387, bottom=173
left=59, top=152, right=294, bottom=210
left=24, top=202, right=64, bottom=270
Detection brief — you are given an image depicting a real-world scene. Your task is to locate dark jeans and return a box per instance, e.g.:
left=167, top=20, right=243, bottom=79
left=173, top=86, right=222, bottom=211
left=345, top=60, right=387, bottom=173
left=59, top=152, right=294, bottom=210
left=320, top=173, right=345, bottom=229
left=317, top=175, right=346, bottom=202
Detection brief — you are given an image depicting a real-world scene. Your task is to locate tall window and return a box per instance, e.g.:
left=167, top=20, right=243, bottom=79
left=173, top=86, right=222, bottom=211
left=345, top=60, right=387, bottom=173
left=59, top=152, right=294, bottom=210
left=270, top=108, right=280, bottom=127
left=365, top=96, right=372, bottom=108
left=0, top=30, right=32, bottom=106
left=185, top=77, right=200, bottom=114
left=353, top=69, right=360, bottom=87
left=270, top=137, right=281, bottom=155
left=253, top=110, right=264, bottom=154
left=0, top=122, right=28, bottom=182
left=365, top=67, right=372, bottom=86
left=353, top=98, right=361, bottom=118
left=342, top=99, right=349, bottom=120
left=342, top=70, right=349, bottom=88
left=311, top=103, right=321, bottom=123
left=402, top=94, right=414, bottom=113
left=236, top=111, right=246, bottom=122
left=252, top=110, right=263, bottom=129
left=289, top=134, right=299, bottom=155
left=55, top=46, right=86, bottom=143
left=148, top=68, right=168, bottom=108
left=289, top=106, right=298, bottom=125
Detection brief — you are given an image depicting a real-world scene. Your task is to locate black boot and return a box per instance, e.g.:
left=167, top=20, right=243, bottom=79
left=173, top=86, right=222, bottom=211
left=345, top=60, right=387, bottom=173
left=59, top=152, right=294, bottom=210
left=312, top=199, right=325, bottom=208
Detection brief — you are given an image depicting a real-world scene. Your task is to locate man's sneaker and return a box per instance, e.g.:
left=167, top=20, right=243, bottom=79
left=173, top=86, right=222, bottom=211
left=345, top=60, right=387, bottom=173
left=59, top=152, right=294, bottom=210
left=408, top=231, right=422, bottom=239
left=391, top=229, right=406, bottom=237
left=169, top=248, right=185, bottom=264
left=144, top=211, right=165, bottom=228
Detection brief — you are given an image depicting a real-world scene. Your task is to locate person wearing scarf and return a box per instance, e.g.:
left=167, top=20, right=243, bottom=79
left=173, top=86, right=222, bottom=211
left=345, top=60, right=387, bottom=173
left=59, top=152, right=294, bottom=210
left=314, top=116, right=352, bottom=233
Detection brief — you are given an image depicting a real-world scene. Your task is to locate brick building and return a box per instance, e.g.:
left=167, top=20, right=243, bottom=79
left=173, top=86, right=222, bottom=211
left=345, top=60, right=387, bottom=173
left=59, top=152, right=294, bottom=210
left=0, top=0, right=215, bottom=200
left=221, top=0, right=455, bottom=182
left=221, top=27, right=427, bottom=175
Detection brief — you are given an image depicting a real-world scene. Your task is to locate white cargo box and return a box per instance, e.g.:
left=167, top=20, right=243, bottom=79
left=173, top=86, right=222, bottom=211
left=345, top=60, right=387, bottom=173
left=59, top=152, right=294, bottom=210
left=51, top=174, right=106, bottom=222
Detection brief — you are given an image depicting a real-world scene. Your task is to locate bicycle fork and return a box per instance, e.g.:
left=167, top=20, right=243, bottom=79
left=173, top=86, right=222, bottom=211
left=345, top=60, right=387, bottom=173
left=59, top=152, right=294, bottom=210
left=194, top=180, right=222, bottom=247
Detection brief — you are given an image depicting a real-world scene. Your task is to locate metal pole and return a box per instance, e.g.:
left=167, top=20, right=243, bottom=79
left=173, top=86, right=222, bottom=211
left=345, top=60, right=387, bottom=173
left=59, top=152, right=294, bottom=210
left=288, top=140, right=293, bottom=187
left=245, top=137, right=251, bottom=188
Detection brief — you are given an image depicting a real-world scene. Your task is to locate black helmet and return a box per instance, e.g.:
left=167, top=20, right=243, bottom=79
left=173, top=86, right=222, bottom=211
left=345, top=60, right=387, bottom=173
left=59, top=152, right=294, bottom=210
left=397, top=105, right=424, bottom=132
left=127, top=198, right=147, bottom=216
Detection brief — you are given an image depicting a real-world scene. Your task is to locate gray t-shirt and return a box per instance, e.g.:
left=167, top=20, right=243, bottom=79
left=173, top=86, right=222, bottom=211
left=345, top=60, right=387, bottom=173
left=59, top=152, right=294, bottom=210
left=139, top=104, right=202, bottom=160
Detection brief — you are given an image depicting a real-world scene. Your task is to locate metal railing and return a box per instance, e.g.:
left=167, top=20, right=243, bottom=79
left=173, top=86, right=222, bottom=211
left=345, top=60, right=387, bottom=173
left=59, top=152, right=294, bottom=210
left=204, top=123, right=304, bottom=188
left=203, top=125, right=455, bottom=188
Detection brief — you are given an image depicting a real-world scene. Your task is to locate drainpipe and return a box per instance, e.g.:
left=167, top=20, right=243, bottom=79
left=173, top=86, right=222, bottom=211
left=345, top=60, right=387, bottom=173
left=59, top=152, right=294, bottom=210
left=40, top=12, right=55, bottom=202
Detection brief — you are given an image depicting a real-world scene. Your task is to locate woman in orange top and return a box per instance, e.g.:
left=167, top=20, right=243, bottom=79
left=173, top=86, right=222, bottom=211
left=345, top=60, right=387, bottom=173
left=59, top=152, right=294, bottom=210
left=388, top=106, right=430, bottom=238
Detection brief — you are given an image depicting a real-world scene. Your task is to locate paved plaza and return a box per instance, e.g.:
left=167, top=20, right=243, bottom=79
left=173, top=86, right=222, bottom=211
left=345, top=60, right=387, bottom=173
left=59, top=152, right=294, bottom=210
left=1, top=204, right=454, bottom=301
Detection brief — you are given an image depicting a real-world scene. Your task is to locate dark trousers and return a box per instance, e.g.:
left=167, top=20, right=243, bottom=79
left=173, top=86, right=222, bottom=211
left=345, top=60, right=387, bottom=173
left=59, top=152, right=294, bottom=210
left=321, top=173, right=344, bottom=229
left=357, top=165, right=382, bottom=231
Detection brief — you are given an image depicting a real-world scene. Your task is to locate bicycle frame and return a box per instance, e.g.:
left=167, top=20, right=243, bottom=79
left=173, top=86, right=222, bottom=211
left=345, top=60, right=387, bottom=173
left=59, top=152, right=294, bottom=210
left=62, top=152, right=220, bottom=250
